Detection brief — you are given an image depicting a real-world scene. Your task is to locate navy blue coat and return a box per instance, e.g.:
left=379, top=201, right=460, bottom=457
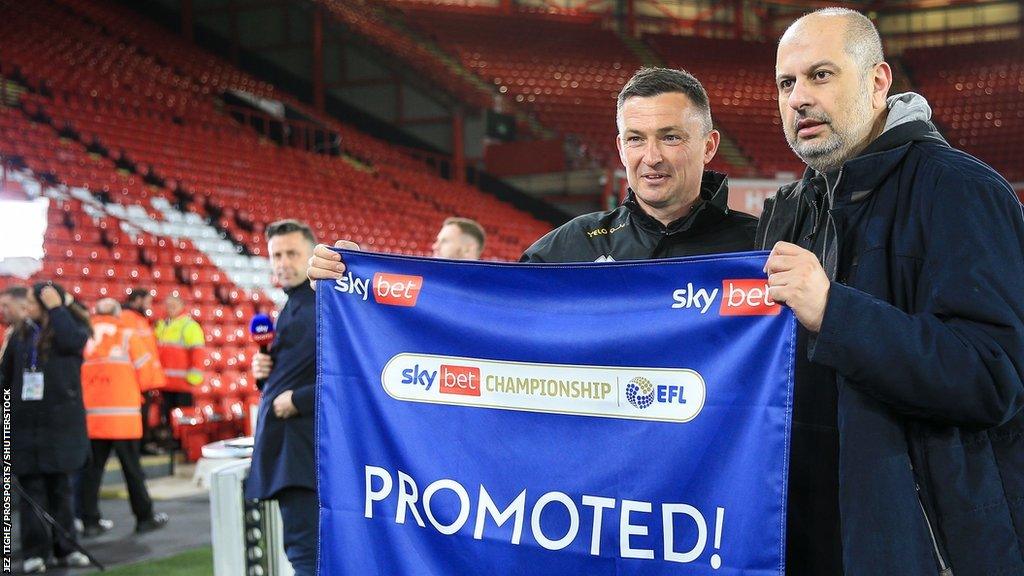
left=246, top=283, right=317, bottom=499
left=757, top=121, right=1024, bottom=575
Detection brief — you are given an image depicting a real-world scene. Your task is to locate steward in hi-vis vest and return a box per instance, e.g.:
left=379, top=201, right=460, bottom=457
left=82, top=314, right=152, bottom=439
left=80, top=299, right=170, bottom=536
left=154, top=313, right=205, bottom=392
left=120, top=307, right=165, bottom=390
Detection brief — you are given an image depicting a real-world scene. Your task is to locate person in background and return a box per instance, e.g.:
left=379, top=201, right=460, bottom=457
left=123, top=287, right=166, bottom=454
left=154, top=293, right=205, bottom=449
left=1, top=282, right=92, bottom=573
left=431, top=217, right=485, bottom=260
left=79, top=298, right=168, bottom=538
left=1, top=285, right=29, bottom=358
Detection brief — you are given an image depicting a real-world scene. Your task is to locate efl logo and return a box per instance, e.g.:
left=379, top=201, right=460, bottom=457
left=372, top=273, right=423, bottom=307
left=439, top=364, right=481, bottom=397
left=719, top=279, right=780, bottom=316
left=626, top=376, right=688, bottom=410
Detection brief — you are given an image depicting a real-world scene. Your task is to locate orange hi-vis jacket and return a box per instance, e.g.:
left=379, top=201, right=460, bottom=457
left=155, top=314, right=206, bottom=393
left=82, top=315, right=152, bottom=440
left=121, top=308, right=165, bottom=391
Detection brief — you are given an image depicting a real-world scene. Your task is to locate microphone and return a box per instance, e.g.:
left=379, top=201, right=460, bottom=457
left=249, top=313, right=275, bottom=354
left=249, top=314, right=275, bottom=388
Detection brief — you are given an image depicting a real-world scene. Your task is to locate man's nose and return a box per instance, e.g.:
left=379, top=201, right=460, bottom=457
left=787, top=79, right=813, bottom=112
left=642, top=140, right=663, bottom=165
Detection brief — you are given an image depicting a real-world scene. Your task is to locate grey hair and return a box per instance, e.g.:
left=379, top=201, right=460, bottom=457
left=789, top=8, right=884, bottom=73
left=95, top=298, right=121, bottom=316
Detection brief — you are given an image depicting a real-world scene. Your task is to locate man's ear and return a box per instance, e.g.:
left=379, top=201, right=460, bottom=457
left=703, top=130, right=721, bottom=165
left=873, top=62, right=893, bottom=110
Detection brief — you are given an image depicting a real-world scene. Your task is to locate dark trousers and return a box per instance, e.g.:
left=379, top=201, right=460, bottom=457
left=18, top=472, right=78, bottom=560
left=80, top=439, right=154, bottom=525
left=276, top=487, right=319, bottom=576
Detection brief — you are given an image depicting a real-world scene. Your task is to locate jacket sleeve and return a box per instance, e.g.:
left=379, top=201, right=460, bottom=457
left=810, top=173, right=1024, bottom=428
left=184, top=320, right=206, bottom=386
left=48, top=306, right=90, bottom=356
left=520, top=228, right=557, bottom=263
left=291, top=383, right=315, bottom=415
left=520, top=219, right=587, bottom=263
left=129, top=331, right=156, bottom=392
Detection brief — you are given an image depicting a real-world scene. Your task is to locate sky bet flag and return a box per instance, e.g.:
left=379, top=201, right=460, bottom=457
left=317, top=250, right=795, bottom=575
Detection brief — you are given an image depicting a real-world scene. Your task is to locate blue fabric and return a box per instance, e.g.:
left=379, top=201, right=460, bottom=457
left=246, top=283, right=318, bottom=499
left=317, top=250, right=796, bottom=575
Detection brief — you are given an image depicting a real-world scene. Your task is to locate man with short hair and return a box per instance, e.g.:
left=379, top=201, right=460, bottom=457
left=432, top=217, right=485, bottom=260
left=80, top=298, right=168, bottom=537
left=761, top=8, right=1024, bottom=574
left=521, top=67, right=757, bottom=262
left=307, top=68, right=756, bottom=271
left=246, top=219, right=319, bottom=576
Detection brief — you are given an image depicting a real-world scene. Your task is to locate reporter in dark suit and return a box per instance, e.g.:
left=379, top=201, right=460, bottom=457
left=245, top=220, right=318, bottom=576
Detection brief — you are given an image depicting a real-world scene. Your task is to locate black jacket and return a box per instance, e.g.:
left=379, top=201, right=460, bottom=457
left=757, top=120, right=1024, bottom=575
left=1, top=307, right=90, bottom=476
left=245, top=282, right=317, bottom=499
left=521, top=171, right=757, bottom=262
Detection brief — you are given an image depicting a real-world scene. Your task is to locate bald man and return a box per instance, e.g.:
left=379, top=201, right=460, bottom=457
left=759, top=8, right=1024, bottom=575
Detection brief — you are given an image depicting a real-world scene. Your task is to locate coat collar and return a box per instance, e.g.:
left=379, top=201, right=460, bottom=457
left=792, top=119, right=949, bottom=208
left=623, top=170, right=731, bottom=235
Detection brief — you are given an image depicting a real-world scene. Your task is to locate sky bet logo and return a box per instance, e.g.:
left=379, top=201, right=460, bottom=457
left=335, top=272, right=423, bottom=307
left=401, top=364, right=481, bottom=397
left=671, top=279, right=780, bottom=316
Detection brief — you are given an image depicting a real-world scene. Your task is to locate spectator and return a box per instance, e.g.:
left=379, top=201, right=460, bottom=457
left=154, top=293, right=206, bottom=447
left=123, top=287, right=166, bottom=453
left=79, top=298, right=168, bottom=538
left=1, top=282, right=91, bottom=572
left=1, top=285, right=29, bottom=358
left=431, top=217, right=485, bottom=260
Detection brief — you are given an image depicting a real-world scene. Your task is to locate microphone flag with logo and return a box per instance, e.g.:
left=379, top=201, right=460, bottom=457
left=248, top=313, right=275, bottom=353
left=317, top=249, right=795, bottom=575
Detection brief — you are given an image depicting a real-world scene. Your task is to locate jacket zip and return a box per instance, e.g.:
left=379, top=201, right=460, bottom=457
left=911, top=463, right=953, bottom=575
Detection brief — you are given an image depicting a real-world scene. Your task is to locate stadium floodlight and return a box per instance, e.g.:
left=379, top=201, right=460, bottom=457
left=0, top=197, right=48, bottom=278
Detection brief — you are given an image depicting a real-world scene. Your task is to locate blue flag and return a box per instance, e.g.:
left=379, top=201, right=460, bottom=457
left=317, top=250, right=795, bottom=575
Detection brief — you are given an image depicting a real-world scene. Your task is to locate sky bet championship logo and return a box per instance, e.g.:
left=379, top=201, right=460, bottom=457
left=334, top=271, right=423, bottom=307
left=382, top=353, right=706, bottom=423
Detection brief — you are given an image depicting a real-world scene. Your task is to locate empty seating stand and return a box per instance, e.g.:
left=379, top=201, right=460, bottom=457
left=903, top=39, right=1024, bottom=183
left=0, top=0, right=551, bottom=458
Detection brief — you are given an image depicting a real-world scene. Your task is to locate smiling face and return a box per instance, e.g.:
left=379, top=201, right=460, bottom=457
left=616, top=92, right=719, bottom=226
left=776, top=14, right=891, bottom=174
